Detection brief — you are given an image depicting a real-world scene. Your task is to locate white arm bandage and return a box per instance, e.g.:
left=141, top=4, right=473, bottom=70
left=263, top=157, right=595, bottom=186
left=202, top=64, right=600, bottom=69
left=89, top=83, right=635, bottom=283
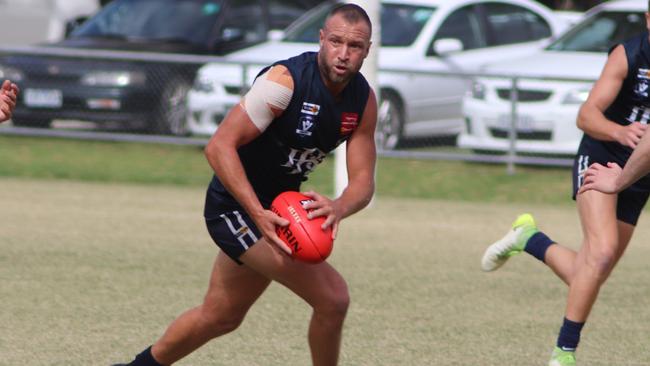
left=242, top=69, right=293, bottom=132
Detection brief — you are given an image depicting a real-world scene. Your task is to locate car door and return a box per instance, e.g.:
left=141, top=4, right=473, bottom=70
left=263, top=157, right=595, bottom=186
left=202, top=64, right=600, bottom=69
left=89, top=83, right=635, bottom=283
left=394, top=2, right=554, bottom=137
left=0, top=0, right=54, bottom=45
left=388, top=4, right=486, bottom=137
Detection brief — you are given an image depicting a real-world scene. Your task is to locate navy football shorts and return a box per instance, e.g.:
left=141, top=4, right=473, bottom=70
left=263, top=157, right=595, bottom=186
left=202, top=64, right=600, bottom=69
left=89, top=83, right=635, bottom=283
left=205, top=201, right=263, bottom=265
left=572, top=135, right=650, bottom=226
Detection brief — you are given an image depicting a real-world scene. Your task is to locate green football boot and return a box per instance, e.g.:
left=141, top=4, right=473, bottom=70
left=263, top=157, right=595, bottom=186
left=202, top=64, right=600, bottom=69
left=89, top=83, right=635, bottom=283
left=548, top=346, right=576, bottom=366
left=481, top=213, right=538, bottom=272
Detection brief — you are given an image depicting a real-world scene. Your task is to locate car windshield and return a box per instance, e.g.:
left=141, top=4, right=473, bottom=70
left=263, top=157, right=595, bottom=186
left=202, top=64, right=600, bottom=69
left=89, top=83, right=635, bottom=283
left=547, top=11, right=646, bottom=52
left=71, top=0, right=224, bottom=45
left=283, top=3, right=435, bottom=47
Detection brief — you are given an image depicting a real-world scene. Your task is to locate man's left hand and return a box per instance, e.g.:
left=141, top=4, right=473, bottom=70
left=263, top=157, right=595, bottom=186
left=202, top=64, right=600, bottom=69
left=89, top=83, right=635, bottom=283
left=0, top=80, right=19, bottom=123
left=302, top=191, right=342, bottom=240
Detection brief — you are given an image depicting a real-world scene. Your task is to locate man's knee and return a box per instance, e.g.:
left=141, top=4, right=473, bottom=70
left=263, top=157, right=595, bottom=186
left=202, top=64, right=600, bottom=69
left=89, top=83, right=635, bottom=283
left=585, top=242, right=618, bottom=280
left=198, top=304, right=247, bottom=337
left=316, top=283, right=350, bottom=320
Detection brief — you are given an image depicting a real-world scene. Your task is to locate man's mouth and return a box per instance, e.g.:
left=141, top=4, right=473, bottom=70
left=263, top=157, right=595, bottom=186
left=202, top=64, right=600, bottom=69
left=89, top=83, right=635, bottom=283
left=334, top=65, right=347, bottom=73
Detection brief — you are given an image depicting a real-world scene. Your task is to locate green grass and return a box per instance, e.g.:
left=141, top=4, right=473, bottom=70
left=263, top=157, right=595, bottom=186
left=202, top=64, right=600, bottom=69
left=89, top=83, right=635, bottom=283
left=2, top=178, right=649, bottom=365
left=0, top=135, right=575, bottom=205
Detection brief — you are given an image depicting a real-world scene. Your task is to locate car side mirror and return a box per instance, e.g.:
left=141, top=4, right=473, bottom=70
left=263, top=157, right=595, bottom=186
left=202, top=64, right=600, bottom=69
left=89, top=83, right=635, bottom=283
left=433, top=38, right=464, bottom=56
left=65, top=16, right=88, bottom=38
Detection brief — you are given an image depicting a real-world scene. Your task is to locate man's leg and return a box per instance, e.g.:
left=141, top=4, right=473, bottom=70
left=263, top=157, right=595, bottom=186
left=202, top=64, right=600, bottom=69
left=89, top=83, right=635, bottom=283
left=147, top=252, right=271, bottom=365
left=547, top=190, right=634, bottom=365
left=240, top=240, right=350, bottom=366
left=564, top=190, right=633, bottom=322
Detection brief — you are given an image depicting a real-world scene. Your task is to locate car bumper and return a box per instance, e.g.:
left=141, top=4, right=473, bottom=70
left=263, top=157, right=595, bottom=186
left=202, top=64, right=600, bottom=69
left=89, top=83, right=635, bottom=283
left=458, top=97, right=582, bottom=155
left=186, top=89, right=239, bottom=136
left=15, top=84, right=153, bottom=123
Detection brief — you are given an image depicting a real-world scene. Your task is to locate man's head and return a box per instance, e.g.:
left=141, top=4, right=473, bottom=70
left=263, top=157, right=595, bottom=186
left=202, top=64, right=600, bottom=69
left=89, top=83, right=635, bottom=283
left=318, top=4, right=372, bottom=91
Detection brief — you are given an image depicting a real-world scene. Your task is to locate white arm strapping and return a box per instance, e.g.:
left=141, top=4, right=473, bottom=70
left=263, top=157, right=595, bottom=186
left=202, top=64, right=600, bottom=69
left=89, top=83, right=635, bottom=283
left=242, top=69, right=293, bottom=132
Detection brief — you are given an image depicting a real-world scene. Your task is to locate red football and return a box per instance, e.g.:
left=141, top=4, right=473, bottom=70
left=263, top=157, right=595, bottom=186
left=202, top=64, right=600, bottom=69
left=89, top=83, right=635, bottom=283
left=270, top=191, right=334, bottom=263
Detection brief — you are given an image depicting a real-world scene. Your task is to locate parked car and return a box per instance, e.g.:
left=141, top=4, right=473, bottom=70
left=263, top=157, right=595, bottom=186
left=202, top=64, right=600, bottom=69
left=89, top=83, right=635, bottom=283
left=0, top=0, right=321, bottom=135
left=187, top=0, right=569, bottom=149
left=458, top=0, right=647, bottom=155
left=0, top=0, right=99, bottom=46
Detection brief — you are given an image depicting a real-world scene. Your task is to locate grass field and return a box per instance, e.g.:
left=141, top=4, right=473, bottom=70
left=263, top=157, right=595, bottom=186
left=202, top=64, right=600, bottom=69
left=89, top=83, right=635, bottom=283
left=2, top=178, right=650, bottom=365
left=0, top=135, right=574, bottom=205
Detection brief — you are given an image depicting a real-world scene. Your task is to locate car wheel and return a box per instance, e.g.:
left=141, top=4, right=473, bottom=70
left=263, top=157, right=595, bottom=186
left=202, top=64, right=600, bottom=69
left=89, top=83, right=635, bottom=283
left=152, top=79, right=191, bottom=136
left=376, top=91, right=404, bottom=150
left=11, top=118, right=52, bottom=128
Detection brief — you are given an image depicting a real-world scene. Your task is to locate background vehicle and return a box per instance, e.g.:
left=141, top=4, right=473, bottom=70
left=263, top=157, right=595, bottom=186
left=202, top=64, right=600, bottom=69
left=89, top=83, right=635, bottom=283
left=0, top=0, right=100, bottom=46
left=187, top=0, right=568, bottom=149
left=1, top=0, right=320, bottom=135
left=458, top=0, right=647, bottom=155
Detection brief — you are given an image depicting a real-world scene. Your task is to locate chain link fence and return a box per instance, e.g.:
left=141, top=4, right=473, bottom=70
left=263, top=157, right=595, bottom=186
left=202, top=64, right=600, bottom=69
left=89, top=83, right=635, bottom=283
left=0, top=45, right=597, bottom=170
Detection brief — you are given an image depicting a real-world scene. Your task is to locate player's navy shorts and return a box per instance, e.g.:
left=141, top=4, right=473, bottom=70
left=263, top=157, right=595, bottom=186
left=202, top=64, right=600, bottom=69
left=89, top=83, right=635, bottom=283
left=203, top=193, right=264, bottom=265
left=572, top=135, right=650, bottom=225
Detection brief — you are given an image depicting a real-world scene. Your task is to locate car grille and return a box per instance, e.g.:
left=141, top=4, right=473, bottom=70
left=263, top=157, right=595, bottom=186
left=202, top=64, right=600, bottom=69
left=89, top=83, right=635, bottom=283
left=26, top=72, right=80, bottom=83
left=489, top=128, right=552, bottom=141
left=496, top=89, right=552, bottom=102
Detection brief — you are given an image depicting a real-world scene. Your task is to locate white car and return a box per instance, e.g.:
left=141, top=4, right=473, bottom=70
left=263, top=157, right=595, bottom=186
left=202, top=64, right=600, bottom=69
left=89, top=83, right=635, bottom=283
left=458, top=0, right=648, bottom=155
left=187, top=0, right=568, bottom=149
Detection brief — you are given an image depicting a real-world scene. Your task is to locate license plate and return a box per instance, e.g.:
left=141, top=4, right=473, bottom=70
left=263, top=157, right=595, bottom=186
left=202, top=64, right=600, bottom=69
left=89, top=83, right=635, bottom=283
left=496, top=114, right=535, bottom=131
left=24, top=88, right=63, bottom=108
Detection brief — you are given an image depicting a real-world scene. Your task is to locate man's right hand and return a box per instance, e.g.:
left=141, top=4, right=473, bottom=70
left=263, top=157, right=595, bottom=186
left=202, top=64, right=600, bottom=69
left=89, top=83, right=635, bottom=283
left=578, top=162, right=623, bottom=195
left=253, top=209, right=292, bottom=255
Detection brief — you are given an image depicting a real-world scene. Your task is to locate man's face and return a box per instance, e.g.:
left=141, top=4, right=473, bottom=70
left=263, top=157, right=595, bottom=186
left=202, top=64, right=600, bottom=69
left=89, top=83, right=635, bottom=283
left=318, top=14, right=371, bottom=87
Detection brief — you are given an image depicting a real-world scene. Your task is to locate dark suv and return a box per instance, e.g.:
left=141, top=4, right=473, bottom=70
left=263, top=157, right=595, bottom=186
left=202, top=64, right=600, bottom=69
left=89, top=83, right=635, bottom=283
left=1, top=0, right=318, bottom=134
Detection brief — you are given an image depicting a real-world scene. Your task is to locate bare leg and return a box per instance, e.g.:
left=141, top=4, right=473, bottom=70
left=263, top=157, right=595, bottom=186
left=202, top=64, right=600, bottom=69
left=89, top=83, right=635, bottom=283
left=241, top=240, right=350, bottom=366
left=151, top=252, right=271, bottom=365
left=563, top=190, right=634, bottom=321
left=539, top=192, right=633, bottom=286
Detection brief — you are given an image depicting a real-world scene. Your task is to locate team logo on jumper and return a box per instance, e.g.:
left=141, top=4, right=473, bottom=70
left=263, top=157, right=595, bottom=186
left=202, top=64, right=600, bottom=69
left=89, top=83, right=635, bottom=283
left=301, top=102, right=321, bottom=116
left=638, top=68, right=650, bottom=80
left=297, top=115, right=315, bottom=136
left=282, top=147, right=326, bottom=175
left=340, top=112, right=359, bottom=135
left=635, top=80, right=649, bottom=97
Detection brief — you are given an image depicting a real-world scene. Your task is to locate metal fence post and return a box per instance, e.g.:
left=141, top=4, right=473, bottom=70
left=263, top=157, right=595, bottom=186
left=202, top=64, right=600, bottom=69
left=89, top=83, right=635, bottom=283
left=507, top=76, right=519, bottom=175
left=240, top=64, right=248, bottom=95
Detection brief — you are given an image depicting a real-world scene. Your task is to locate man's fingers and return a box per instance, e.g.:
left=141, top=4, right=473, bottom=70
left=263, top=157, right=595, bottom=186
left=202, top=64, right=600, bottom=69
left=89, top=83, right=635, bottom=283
left=275, top=216, right=289, bottom=227
left=273, top=237, right=292, bottom=255
left=578, top=183, right=592, bottom=195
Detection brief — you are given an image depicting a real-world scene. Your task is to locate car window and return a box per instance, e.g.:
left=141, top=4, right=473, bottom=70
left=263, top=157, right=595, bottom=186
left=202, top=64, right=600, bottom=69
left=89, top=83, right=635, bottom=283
left=282, top=3, right=330, bottom=43
left=283, top=3, right=436, bottom=47
left=547, top=11, right=646, bottom=53
left=483, top=2, right=552, bottom=46
left=431, top=5, right=485, bottom=52
left=382, top=5, right=435, bottom=46
left=269, top=0, right=324, bottom=31
left=219, top=1, right=266, bottom=44
left=72, top=0, right=224, bottom=45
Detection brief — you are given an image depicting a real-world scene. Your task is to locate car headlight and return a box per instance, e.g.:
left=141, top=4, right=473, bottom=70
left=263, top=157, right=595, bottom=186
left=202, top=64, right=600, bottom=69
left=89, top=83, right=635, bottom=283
left=192, top=76, right=216, bottom=93
left=469, top=80, right=487, bottom=100
left=81, top=71, right=146, bottom=87
left=0, top=65, right=24, bottom=82
left=562, top=89, right=590, bottom=104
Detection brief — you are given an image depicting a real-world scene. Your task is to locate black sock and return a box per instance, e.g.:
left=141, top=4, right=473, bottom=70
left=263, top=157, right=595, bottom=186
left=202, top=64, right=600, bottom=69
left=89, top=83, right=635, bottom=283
left=524, top=231, right=554, bottom=263
left=556, top=317, right=585, bottom=351
left=130, top=346, right=164, bottom=366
